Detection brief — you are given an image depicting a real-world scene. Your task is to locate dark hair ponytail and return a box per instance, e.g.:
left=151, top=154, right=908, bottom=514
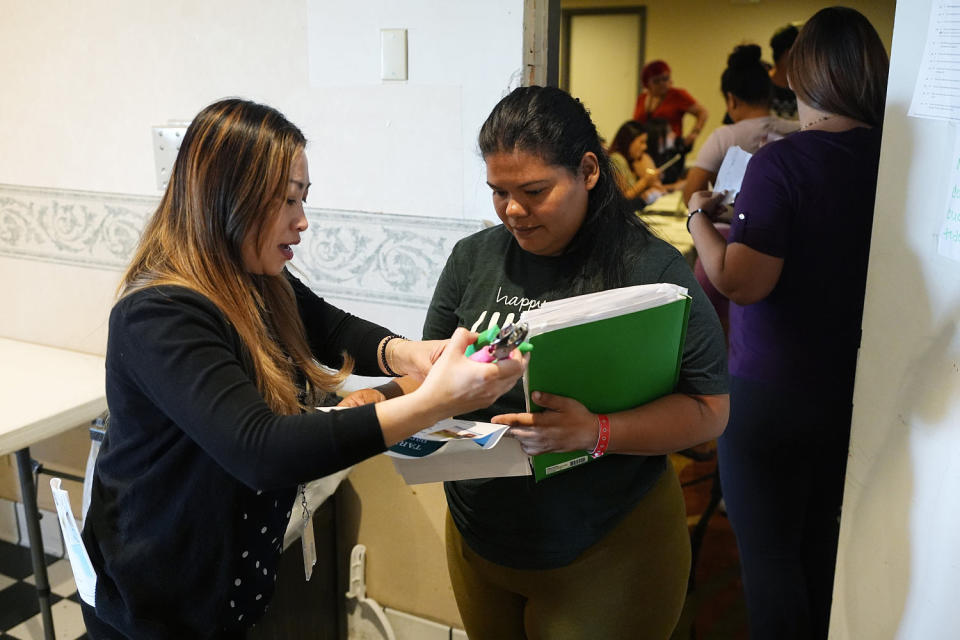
left=721, top=44, right=772, bottom=106
left=478, top=86, right=649, bottom=292
left=770, top=24, right=799, bottom=64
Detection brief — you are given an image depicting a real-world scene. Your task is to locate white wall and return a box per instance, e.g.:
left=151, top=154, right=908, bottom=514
left=566, top=11, right=642, bottom=145
left=0, top=1, right=522, bottom=627
left=0, top=0, right=521, bottom=220
left=306, top=0, right=524, bottom=219
left=831, top=1, right=960, bottom=638
left=0, top=0, right=520, bottom=351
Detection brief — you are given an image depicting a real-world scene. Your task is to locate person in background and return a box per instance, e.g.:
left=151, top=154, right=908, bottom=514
left=424, top=86, right=728, bottom=639
left=80, top=98, right=525, bottom=639
left=682, top=43, right=799, bottom=205
left=686, top=8, right=888, bottom=639
left=683, top=44, right=798, bottom=335
left=633, top=59, right=709, bottom=151
left=769, top=24, right=801, bottom=120
left=607, top=120, right=665, bottom=204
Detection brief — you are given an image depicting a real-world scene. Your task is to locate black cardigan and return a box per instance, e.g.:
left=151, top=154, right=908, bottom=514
left=83, top=274, right=392, bottom=638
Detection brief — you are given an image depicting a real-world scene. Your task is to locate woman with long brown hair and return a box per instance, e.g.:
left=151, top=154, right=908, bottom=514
left=80, top=98, right=524, bottom=639
left=687, top=7, right=889, bottom=638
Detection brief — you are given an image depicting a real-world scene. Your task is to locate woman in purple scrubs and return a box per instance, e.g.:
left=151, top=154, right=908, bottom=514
left=686, top=8, right=889, bottom=639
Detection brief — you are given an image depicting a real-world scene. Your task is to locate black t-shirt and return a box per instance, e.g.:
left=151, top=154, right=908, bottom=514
left=423, top=224, right=728, bottom=569
left=84, top=274, right=391, bottom=638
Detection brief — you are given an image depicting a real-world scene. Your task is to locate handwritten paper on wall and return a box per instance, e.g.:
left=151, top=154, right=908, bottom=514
left=909, top=0, right=960, bottom=122
left=939, top=128, right=960, bottom=261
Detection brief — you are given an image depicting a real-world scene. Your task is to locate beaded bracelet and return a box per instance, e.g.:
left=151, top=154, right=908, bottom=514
left=590, top=414, right=611, bottom=458
left=379, top=335, right=405, bottom=377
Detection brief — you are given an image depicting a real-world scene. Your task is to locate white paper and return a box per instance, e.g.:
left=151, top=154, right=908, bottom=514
left=643, top=190, right=684, bottom=215
left=386, top=419, right=531, bottom=484
left=714, top=145, right=753, bottom=205
left=519, top=282, right=688, bottom=336
left=938, top=127, right=960, bottom=261
left=282, top=468, right=351, bottom=551
left=50, top=479, right=96, bottom=606
left=385, top=419, right=513, bottom=459
left=301, top=513, right=316, bottom=582
left=909, top=0, right=960, bottom=122
left=390, top=436, right=532, bottom=484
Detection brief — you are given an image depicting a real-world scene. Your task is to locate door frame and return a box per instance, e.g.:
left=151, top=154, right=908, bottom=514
left=559, top=6, right=647, bottom=96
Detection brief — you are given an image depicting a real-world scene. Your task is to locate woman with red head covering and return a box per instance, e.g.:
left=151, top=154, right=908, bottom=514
left=633, top=59, right=709, bottom=150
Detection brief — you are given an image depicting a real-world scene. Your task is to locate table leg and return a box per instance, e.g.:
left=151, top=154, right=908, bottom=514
left=15, top=447, right=56, bottom=640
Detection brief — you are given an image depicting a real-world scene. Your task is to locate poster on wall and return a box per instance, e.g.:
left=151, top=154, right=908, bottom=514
left=909, top=0, right=960, bottom=123
left=938, top=127, right=960, bottom=261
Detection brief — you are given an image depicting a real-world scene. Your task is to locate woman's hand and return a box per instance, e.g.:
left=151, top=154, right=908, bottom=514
left=414, top=328, right=527, bottom=419
left=337, top=388, right=386, bottom=408
left=687, top=190, right=726, bottom=219
left=491, top=391, right=598, bottom=455
left=387, top=338, right=448, bottom=380
left=374, top=329, right=526, bottom=447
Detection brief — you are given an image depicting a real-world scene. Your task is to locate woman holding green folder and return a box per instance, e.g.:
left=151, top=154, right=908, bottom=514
left=421, top=86, right=730, bottom=639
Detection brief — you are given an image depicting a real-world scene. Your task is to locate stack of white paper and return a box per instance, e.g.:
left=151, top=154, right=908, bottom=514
left=520, top=282, right=688, bottom=336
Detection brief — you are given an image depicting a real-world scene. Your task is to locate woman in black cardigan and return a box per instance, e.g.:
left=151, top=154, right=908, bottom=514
left=81, top=98, right=524, bottom=639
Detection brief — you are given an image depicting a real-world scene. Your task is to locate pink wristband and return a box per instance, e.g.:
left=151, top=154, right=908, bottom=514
left=590, top=414, right=610, bottom=458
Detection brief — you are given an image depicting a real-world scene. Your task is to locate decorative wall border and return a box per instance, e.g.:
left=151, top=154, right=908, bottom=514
left=0, top=184, right=156, bottom=270
left=292, top=209, right=487, bottom=308
left=0, top=184, right=487, bottom=308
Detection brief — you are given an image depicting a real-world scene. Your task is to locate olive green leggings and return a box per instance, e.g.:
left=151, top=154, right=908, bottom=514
left=445, top=465, right=690, bottom=640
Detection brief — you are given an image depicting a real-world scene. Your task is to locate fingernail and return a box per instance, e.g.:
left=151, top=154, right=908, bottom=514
left=532, top=391, right=541, bottom=401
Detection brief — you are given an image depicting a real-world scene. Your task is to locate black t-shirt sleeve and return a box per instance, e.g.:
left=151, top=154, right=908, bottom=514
left=422, top=243, right=466, bottom=341
left=286, top=271, right=393, bottom=376
left=112, top=289, right=386, bottom=490
left=727, top=143, right=792, bottom=258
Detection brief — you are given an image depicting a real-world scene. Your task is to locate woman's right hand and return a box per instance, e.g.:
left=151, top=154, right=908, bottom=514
left=374, top=328, right=526, bottom=446
left=415, top=328, right=527, bottom=419
left=687, top=190, right=726, bottom=219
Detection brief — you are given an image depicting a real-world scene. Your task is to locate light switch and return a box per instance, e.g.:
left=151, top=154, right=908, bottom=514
left=381, top=28, right=407, bottom=81
left=152, top=125, right=188, bottom=191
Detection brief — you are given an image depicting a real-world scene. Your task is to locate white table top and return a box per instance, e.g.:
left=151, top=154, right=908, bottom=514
left=0, top=338, right=106, bottom=457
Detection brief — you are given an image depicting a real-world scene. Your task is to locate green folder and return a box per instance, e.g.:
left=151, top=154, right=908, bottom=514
left=520, top=284, right=691, bottom=481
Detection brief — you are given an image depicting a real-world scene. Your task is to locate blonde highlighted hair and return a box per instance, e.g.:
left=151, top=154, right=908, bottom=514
left=121, top=98, right=350, bottom=414
left=787, top=7, right=888, bottom=128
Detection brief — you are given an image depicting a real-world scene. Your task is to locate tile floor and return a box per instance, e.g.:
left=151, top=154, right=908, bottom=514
left=0, top=540, right=87, bottom=640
